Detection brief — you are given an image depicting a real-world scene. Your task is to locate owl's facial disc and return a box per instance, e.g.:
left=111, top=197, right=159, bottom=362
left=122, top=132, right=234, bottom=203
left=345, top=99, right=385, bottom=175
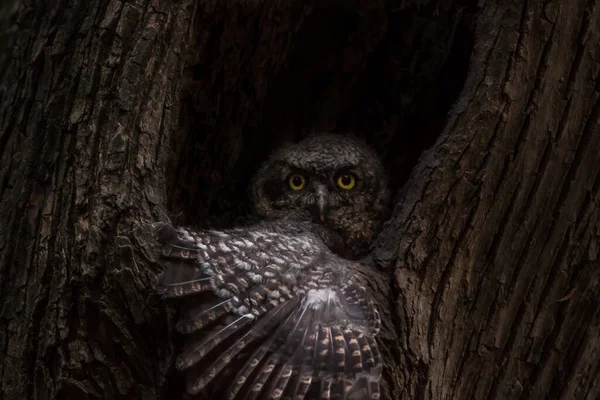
left=250, top=134, right=390, bottom=254
left=284, top=169, right=360, bottom=224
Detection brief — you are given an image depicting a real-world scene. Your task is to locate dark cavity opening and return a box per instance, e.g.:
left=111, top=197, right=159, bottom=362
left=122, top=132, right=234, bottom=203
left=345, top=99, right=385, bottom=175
left=166, top=1, right=476, bottom=228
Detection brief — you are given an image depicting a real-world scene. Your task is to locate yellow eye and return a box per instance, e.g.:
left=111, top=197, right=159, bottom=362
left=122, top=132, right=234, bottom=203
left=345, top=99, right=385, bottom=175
left=288, top=174, right=305, bottom=191
left=337, top=174, right=356, bottom=190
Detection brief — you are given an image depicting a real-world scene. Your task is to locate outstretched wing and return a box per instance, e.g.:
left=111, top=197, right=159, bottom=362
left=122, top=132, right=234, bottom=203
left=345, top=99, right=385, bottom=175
left=155, top=220, right=382, bottom=400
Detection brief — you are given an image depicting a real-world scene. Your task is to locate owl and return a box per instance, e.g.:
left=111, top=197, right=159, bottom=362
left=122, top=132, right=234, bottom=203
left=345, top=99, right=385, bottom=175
left=156, top=134, right=390, bottom=400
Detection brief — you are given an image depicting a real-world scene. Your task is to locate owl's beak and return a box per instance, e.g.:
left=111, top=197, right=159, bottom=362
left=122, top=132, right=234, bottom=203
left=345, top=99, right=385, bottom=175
left=315, top=185, right=328, bottom=222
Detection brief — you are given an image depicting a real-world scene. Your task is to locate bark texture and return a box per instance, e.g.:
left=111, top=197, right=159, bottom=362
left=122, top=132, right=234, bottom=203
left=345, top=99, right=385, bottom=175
left=0, top=1, right=598, bottom=400
left=373, top=1, right=600, bottom=398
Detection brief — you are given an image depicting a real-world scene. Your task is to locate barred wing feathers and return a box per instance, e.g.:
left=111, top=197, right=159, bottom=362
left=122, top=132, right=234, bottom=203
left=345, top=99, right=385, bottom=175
left=155, top=221, right=382, bottom=400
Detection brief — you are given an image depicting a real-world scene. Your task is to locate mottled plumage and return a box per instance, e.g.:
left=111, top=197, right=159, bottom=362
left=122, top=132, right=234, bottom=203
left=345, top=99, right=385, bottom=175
left=156, top=134, right=389, bottom=399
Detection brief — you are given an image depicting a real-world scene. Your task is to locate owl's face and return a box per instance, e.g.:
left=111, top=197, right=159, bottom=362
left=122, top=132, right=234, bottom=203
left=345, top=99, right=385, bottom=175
left=250, top=134, right=390, bottom=254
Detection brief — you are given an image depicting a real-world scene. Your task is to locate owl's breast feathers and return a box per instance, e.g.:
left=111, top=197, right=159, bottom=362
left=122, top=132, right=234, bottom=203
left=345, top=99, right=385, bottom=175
left=155, top=220, right=382, bottom=400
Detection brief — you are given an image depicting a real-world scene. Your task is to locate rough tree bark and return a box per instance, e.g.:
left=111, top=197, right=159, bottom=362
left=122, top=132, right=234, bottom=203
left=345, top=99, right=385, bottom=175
left=0, top=1, right=598, bottom=400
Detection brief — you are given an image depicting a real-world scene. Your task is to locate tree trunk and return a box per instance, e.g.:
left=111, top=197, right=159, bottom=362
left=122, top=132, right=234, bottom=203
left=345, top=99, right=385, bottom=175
left=0, top=1, right=598, bottom=400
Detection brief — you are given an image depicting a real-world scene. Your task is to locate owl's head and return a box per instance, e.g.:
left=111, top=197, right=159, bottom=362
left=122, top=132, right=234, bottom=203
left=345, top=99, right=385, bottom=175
left=250, top=134, right=390, bottom=254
